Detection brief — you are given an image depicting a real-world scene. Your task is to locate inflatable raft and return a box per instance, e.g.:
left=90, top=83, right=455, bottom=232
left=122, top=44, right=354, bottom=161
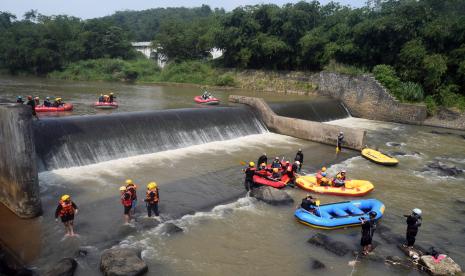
left=194, top=96, right=220, bottom=105
left=94, top=102, right=118, bottom=109
left=362, top=148, right=399, bottom=166
left=295, top=199, right=385, bottom=229
left=35, top=103, right=73, bottom=112
left=296, top=176, right=374, bottom=196
left=253, top=174, right=287, bottom=189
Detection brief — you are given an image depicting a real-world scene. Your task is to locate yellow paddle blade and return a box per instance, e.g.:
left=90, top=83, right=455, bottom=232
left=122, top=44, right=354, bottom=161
left=336, top=147, right=340, bottom=153
left=239, top=161, right=247, bottom=166
left=315, top=200, right=320, bottom=206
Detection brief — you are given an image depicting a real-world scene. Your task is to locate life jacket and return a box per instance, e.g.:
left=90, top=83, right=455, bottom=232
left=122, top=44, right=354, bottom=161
left=127, top=186, right=137, bottom=200
left=121, top=192, right=132, bottom=207
left=336, top=173, right=346, bottom=180
left=58, top=200, right=75, bottom=217
left=145, top=188, right=159, bottom=204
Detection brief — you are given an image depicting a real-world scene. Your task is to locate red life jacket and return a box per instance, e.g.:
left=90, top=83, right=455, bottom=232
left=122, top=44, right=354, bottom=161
left=121, top=192, right=132, bottom=207
left=127, top=186, right=137, bottom=200
left=59, top=200, right=75, bottom=217
left=145, top=188, right=159, bottom=204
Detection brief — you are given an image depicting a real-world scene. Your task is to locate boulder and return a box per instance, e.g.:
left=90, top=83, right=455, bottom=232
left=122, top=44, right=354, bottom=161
left=250, top=186, right=294, bottom=206
left=100, top=248, right=148, bottom=276
left=390, top=151, right=407, bottom=156
left=310, top=258, right=325, bottom=270
left=420, top=255, right=462, bottom=275
left=386, top=142, right=402, bottom=147
left=43, top=258, right=77, bottom=276
left=426, top=161, right=462, bottom=176
left=136, top=217, right=161, bottom=230
left=160, top=223, right=183, bottom=235
left=307, top=233, right=351, bottom=256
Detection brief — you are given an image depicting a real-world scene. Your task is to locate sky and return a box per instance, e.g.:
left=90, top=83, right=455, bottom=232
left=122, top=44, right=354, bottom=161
left=1, top=0, right=366, bottom=19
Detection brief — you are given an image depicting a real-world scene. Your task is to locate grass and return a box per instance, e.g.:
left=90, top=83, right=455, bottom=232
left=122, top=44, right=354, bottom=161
left=323, top=60, right=368, bottom=76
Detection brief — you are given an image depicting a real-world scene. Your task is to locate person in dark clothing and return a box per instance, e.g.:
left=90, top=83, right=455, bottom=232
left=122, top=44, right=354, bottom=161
left=271, top=168, right=281, bottom=180
left=43, top=97, right=51, bottom=107
left=145, top=182, right=160, bottom=218
left=98, top=94, right=104, bottom=102
left=25, top=95, right=38, bottom=119
left=337, top=132, right=344, bottom=152
left=294, top=149, right=304, bottom=172
left=271, top=157, right=282, bottom=169
left=292, top=161, right=299, bottom=173
left=120, top=187, right=133, bottom=224
left=404, top=208, right=422, bottom=248
left=300, top=195, right=316, bottom=213
left=257, top=153, right=267, bottom=168
left=243, top=162, right=256, bottom=191
left=55, top=194, right=78, bottom=236
left=285, top=166, right=296, bottom=187
left=360, top=211, right=377, bottom=255
left=16, top=96, right=24, bottom=104
left=109, top=92, right=115, bottom=103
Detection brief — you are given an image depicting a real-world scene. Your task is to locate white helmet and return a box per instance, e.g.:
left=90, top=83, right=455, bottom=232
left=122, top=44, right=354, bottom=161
left=412, top=208, right=422, bottom=215
left=295, top=161, right=300, bottom=165
left=339, top=131, right=343, bottom=134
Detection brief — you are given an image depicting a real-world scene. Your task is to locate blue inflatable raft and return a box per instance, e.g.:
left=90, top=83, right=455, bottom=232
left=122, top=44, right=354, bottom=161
left=294, top=199, right=385, bottom=230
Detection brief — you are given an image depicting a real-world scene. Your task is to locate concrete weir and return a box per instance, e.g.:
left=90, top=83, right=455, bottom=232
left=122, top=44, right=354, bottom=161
left=0, top=103, right=41, bottom=218
left=229, top=95, right=366, bottom=150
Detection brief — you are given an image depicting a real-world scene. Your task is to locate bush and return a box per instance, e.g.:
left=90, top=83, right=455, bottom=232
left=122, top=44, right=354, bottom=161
left=323, top=60, right=367, bottom=76
left=398, top=82, right=424, bottom=102
left=215, top=73, right=236, bottom=86
left=438, top=84, right=465, bottom=111
left=424, top=95, right=438, bottom=115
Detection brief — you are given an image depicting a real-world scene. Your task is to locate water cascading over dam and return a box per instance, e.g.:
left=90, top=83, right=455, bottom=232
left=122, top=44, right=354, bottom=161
left=269, top=98, right=350, bottom=122
left=33, top=106, right=267, bottom=171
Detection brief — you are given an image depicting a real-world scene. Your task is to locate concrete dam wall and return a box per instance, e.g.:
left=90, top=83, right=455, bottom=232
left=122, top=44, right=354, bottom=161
left=229, top=95, right=366, bottom=150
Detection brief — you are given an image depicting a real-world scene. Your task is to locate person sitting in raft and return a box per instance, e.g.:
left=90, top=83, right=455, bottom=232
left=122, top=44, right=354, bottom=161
left=333, top=174, right=345, bottom=188
left=285, top=165, right=296, bottom=187
left=52, top=97, right=64, bottom=107
left=292, top=161, right=300, bottom=173
left=34, top=96, right=40, bottom=106
left=319, top=173, right=331, bottom=186
left=271, top=157, right=282, bottom=169
left=43, top=97, right=51, bottom=107
left=109, top=92, right=115, bottom=103
left=256, top=163, right=270, bottom=178
left=55, top=194, right=79, bottom=237
left=98, top=94, right=104, bottom=103
left=257, top=153, right=267, bottom=168
left=103, top=94, right=109, bottom=102
left=316, top=166, right=327, bottom=185
left=300, top=194, right=317, bottom=213
left=271, top=167, right=281, bottom=180
left=16, top=96, right=24, bottom=104
left=201, top=91, right=211, bottom=100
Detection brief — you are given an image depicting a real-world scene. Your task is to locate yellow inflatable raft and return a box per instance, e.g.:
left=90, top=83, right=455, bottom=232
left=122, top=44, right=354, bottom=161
left=296, top=176, right=374, bottom=197
left=361, top=148, right=399, bottom=166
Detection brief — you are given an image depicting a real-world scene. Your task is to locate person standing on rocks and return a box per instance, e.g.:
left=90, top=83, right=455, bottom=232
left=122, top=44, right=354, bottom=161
left=294, top=149, right=304, bottom=172
left=360, top=211, right=377, bottom=255
left=145, top=182, right=160, bottom=218
left=55, top=195, right=79, bottom=237
left=336, top=132, right=344, bottom=153
left=404, top=208, right=422, bottom=248
left=257, top=153, right=267, bottom=168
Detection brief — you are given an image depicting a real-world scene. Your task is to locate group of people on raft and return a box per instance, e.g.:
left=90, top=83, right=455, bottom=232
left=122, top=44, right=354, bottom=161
left=201, top=91, right=214, bottom=100
left=17, top=95, right=65, bottom=107
left=98, top=92, right=116, bottom=103
left=54, top=179, right=161, bottom=237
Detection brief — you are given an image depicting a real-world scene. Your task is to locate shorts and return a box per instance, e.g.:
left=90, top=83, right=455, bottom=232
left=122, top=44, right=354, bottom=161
left=360, top=235, right=372, bottom=246
left=132, top=199, right=137, bottom=209
left=124, top=205, right=132, bottom=215
left=60, top=214, right=74, bottom=223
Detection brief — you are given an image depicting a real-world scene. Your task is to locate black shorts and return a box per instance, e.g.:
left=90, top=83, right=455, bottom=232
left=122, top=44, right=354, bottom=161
left=60, top=214, right=74, bottom=223
left=124, top=205, right=132, bottom=215
left=361, top=235, right=372, bottom=246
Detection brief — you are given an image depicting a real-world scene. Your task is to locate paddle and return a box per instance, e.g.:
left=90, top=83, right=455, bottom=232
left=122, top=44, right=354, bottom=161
left=315, top=199, right=321, bottom=216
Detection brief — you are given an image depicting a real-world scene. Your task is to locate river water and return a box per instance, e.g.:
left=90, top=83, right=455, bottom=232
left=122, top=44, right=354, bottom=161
left=0, top=75, right=464, bottom=275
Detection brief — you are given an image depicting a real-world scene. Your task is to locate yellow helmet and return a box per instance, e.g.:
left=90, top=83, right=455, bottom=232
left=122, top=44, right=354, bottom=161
left=119, top=186, right=127, bottom=191
left=273, top=168, right=279, bottom=173
left=321, top=167, right=327, bottom=172
left=147, top=182, right=157, bottom=189
left=61, top=194, right=70, bottom=201
left=55, top=97, right=62, bottom=101
left=125, top=179, right=133, bottom=185
left=249, top=161, right=255, bottom=167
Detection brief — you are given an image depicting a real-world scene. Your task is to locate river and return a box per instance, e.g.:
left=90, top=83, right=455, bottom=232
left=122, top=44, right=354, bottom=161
left=0, top=75, right=464, bottom=275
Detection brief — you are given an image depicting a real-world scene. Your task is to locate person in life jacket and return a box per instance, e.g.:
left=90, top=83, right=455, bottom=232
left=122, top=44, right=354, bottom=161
left=256, top=163, right=270, bottom=178
left=319, top=172, right=331, bottom=186
left=34, top=96, right=40, bottom=106
left=243, top=161, right=257, bottom=191
left=271, top=157, right=282, bottom=169
left=103, top=94, right=110, bottom=103
left=54, top=194, right=79, bottom=236
left=271, top=167, right=281, bottom=180
left=292, top=161, right=300, bottom=173
left=257, top=153, right=267, bottom=168
left=120, top=186, right=133, bottom=223
left=43, top=97, right=51, bottom=107
left=145, top=182, right=160, bottom=218
left=316, top=167, right=327, bottom=185
left=294, top=149, right=304, bottom=172
left=109, top=92, right=115, bottom=103
left=300, top=194, right=317, bottom=213
left=125, top=179, right=138, bottom=215
left=285, top=165, right=296, bottom=187
left=98, top=94, right=104, bottom=103
left=16, top=96, right=24, bottom=104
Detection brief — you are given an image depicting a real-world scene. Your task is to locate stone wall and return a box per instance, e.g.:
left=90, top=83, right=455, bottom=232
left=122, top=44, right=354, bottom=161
left=0, top=103, right=41, bottom=218
left=229, top=95, right=366, bottom=150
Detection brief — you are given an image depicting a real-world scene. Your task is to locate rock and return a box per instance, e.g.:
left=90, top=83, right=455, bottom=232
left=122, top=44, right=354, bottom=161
left=426, top=161, right=462, bottom=176
left=386, top=142, right=402, bottom=147
left=160, top=223, right=183, bottom=235
left=390, top=151, right=407, bottom=156
left=307, top=233, right=351, bottom=256
left=136, top=217, right=161, bottom=230
left=455, top=199, right=465, bottom=205
left=100, top=248, right=148, bottom=276
left=43, top=258, right=77, bottom=276
left=249, top=186, right=294, bottom=206
left=311, top=258, right=325, bottom=270
left=385, top=256, right=416, bottom=270
left=420, top=255, right=462, bottom=275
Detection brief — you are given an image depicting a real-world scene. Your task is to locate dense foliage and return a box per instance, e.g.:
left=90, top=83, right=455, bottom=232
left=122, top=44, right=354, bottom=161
left=2, top=0, right=465, bottom=110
